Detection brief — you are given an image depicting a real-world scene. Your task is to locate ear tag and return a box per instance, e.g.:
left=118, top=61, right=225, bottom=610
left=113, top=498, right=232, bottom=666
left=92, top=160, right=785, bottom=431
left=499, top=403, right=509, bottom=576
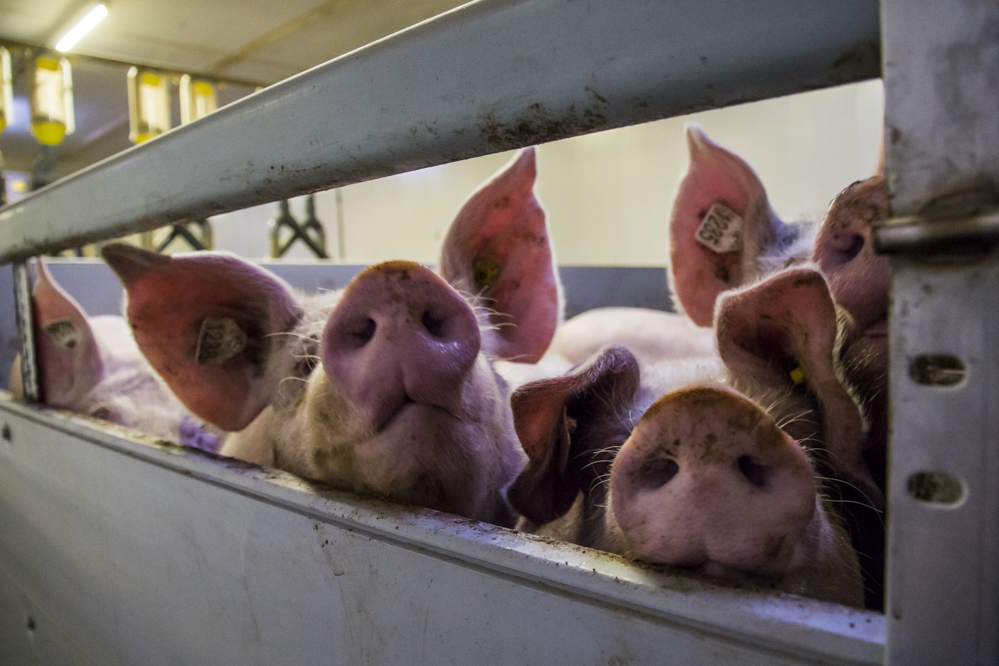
left=196, top=317, right=248, bottom=365
left=790, top=366, right=805, bottom=384
left=44, top=319, right=82, bottom=351
left=695, top=202, right=743, bottom=253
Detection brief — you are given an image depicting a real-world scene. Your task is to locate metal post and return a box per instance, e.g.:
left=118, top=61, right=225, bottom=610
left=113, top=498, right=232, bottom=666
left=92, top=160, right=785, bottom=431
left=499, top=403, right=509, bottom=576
left=335, top=189, right=346, bottom=260
left=877, top=1, right=999, bottom=664
left=12, top=261, right=39, bottom=402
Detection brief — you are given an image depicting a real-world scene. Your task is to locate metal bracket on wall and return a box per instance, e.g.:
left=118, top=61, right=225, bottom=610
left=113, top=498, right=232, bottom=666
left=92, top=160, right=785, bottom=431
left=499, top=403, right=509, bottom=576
left=269, top=196, right=328, bottom=259
left=155, top=220, right=214, bottom=252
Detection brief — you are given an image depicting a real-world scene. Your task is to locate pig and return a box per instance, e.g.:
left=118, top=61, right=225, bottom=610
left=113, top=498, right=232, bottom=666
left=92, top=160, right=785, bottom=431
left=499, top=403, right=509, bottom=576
left=668, top=124, right=817, bottom=328
left=549, top=124, right=815, bottom=367
left=8, top=259, right=222, bottom=452
left=810, top=172, right=890, bottom=610
left=507, top=267, right=875, bottom=607
left=813, top=173, right=889, bottom=485
left=101, top=148, right=562, bottom=527
left=663, top=126, right=890, bottom=608
left=548, top=307, right=715, bottom=366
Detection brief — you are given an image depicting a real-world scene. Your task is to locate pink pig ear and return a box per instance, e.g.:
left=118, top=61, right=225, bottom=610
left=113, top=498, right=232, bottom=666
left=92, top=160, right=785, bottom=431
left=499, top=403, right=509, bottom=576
left=102, top=243, right=300, bottom=432
left=668, top=125, right=791, bottom=327
left=29, top=259, right=103, bottom=408
left=439, top=147, right=562, bottom=363
left=715, top=267, right=883, bottom=508
left=508, top=346, right=640, bottom=525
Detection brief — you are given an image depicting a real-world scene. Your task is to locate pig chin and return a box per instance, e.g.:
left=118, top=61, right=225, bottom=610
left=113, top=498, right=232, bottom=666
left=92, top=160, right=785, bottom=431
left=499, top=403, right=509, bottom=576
left=296, top=358, right=517, bottom=522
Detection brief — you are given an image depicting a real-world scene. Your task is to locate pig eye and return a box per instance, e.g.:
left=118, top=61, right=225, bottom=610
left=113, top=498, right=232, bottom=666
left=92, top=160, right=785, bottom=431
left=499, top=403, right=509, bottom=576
left=737, top=455, right=769, bottom=489
left=639, top=458, right=679, bottom=489
left=828, top=234, right=865, bottom=266
left=421, top=311, right=448, bottom=338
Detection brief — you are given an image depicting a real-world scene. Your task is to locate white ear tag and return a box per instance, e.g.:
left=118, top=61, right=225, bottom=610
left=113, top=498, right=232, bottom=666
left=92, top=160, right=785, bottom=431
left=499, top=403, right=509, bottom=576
left=695, top=202, right=743, bottom=253
left=44, top=319, right=82, bottom=351
left=196, top=317, right=247, bottom=365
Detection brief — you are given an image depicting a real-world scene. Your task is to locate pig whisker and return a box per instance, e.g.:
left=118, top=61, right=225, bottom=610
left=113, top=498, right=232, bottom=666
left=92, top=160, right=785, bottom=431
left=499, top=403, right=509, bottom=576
left=265, top=330, right=320, bottom=344
left=775, top=409, right=815, bottom=431
left=821, top=497, right=885, bottom=517
left=814, top=475, right=883, bottom=514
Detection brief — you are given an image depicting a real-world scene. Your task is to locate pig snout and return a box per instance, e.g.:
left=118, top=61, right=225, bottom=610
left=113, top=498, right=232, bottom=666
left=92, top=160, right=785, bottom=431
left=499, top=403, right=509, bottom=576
left=609, top=385, right=816, bottom=578
left=812, top=176, right=889, bottom=337
left=322, top=261, right=481, bottom=429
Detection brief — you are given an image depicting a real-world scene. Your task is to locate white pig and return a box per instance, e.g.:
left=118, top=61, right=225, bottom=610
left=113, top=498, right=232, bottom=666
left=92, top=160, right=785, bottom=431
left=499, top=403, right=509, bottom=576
left=810, top=172, right=890, bottom=610
left=549, top=124, right=814, bottom=366
left=507, top=268, right=874, bottom=607
left=8, top=260, right=222, bottom=451
left=102, top=148, right=562, bottom=527
left=668, top=124, right=817, bottom=327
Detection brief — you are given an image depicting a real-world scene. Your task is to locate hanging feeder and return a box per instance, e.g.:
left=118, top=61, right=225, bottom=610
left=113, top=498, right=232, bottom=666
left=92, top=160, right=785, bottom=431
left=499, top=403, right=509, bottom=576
left=0, top=47, right=13, bottom=135
left=179, top=75, right=217, bottom=125
left=28, top=55, right=75, bottom=146
left=127, top=67, right=171, bottom=144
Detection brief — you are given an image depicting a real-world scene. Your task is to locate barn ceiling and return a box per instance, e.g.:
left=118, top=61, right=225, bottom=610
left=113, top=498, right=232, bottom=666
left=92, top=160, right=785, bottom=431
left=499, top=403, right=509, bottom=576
left=0, top=0, right=468, bottom=183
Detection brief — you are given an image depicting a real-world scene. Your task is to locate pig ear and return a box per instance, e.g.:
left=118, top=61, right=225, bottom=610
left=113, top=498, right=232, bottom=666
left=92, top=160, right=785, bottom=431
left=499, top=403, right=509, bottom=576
left=508, top=346, right=640, bottom=525
left=439, top=147, right=562, bottom=363
left=101, top=243, right=301, bottom=432
left=668, top=125, right=792, bottom=327
left=715, top=267, right=882, bottom=507
left=30, top=259, right=104, bottom=407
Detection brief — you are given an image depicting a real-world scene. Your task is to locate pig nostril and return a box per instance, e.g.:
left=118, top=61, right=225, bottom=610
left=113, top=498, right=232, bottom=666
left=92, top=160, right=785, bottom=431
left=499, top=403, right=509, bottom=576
left=346, top=318, right=377, bottom=349
left=421, top=311, right=448, bottom=338
left=639, top=458, right=679, bottom=489
left=737, top=455, right=769, bottom=489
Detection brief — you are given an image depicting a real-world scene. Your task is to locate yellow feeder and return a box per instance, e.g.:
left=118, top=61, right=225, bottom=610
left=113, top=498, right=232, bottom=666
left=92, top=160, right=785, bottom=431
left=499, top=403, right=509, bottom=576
left=0, top=47, right=12, bottom=135
left=127, top=67, right=171, bottom=143
left=28, top=56, right=75, bottom=146
left=179, top=75, right=217, bottom=124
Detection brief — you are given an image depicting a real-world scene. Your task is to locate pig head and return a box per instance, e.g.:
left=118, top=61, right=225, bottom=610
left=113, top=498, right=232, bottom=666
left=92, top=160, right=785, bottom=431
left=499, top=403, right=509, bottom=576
left=508, top=268, right=872, bottom=607
left=102, top=148, right=561, bottom=526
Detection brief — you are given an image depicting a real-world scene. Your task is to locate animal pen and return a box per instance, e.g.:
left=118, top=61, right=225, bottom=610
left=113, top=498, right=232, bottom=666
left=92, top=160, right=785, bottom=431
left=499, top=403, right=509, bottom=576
left=0, top=0, right=996, bottom=664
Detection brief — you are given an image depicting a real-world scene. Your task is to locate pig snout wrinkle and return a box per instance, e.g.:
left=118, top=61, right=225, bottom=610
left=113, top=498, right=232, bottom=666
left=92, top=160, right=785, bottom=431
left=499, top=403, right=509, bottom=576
left=322, top=262, right=482, bottom=430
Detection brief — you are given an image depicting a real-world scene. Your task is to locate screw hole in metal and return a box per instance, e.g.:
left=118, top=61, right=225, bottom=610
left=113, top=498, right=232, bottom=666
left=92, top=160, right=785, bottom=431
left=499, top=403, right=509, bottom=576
left=1, top=424, right=10, bottom=442
left=910, top=354, right=966, bottom=387
left=907, top=471, right=965, bottom=505
left=26, top=616, right=35, bottom=632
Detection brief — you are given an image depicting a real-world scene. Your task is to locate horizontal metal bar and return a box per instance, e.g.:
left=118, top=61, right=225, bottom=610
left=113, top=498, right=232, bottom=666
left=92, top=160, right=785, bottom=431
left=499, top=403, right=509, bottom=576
left=0, top=399, right=884, bottom=664
left=0, top=0, right=880, bottom=262
left=873, top=210, right=999, bottom=255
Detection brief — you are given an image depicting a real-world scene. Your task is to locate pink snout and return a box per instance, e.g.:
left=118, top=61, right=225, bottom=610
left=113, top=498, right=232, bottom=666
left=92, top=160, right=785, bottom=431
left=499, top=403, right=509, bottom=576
left=610, top=385, right=817, bottom=578
left=322, top=261, right=481, bottom=429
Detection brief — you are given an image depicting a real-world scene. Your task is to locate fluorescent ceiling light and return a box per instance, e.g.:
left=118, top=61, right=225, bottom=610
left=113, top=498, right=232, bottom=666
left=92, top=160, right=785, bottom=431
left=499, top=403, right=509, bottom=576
left=55, top=4, right=109, bottom=52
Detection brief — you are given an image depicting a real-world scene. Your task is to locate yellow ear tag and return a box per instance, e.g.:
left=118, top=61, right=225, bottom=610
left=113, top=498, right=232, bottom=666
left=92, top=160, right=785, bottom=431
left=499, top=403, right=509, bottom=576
left=790, top=366, right=805, bottom=384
